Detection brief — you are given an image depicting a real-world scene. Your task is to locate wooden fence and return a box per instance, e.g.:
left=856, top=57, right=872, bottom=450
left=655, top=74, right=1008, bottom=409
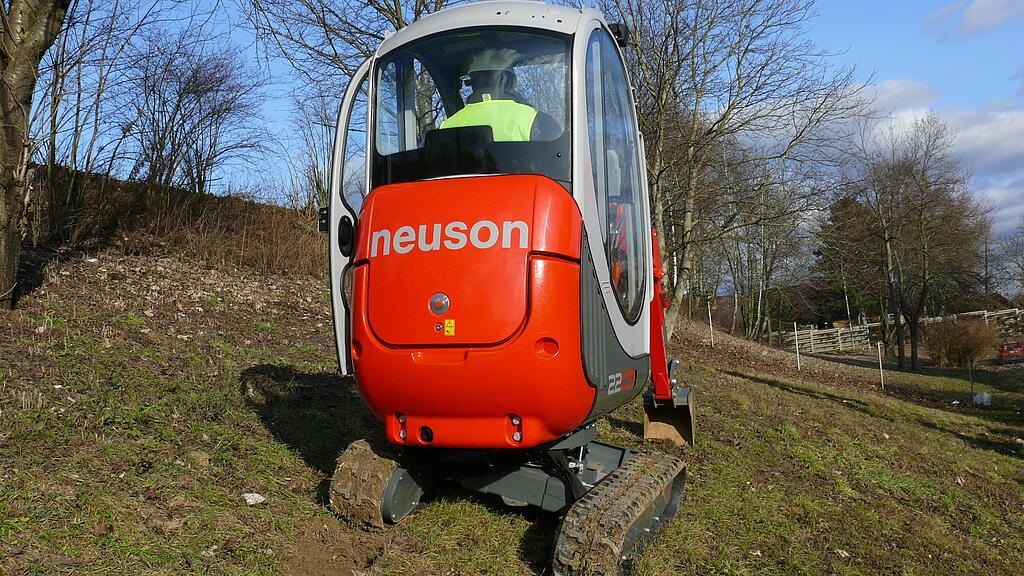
left=864, top=308, right=1024, bottom=337
left=772, top=308, right=1023, bottom=355
left=777, top=325, right=871, bottom=354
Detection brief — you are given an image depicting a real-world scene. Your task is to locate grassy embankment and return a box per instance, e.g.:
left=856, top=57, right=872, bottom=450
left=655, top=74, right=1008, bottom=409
left=2, top=249, right=1022, bottom=575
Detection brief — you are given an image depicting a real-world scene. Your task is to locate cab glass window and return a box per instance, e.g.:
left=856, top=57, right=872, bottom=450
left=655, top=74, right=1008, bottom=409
left=340, top=75, right=369, bottom=213
left=372, top=28, right=571, bottom=189
left=586, top=28, right=644, bottom=322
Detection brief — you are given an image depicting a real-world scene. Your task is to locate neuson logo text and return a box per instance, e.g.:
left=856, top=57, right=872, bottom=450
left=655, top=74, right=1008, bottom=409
left=370, top=220, right=529, bottom=257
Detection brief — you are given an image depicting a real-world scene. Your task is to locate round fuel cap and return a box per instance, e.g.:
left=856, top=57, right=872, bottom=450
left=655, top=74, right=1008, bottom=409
left=428, top=292, right=450, bottom=315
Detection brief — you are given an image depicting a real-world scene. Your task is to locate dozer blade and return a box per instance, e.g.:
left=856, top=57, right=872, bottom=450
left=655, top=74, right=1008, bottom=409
left=329, top=438, right=426, bottom=530
left=552, top=452, right=686, bottom=576
left=643, top=386, right=695, bottom=446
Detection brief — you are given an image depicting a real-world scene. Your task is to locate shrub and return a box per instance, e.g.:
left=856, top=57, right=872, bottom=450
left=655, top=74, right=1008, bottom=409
left=922, top=319, right=1000, bottom=367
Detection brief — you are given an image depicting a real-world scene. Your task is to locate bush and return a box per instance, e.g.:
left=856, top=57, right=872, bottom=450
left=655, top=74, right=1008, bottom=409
left=922, top=319, right=1000, bottom=367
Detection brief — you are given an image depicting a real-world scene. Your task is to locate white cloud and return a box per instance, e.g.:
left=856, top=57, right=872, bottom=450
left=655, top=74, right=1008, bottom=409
left=925, top=1, right=966, bottom=31
left=866, top=79, right=939, bottom=112
left=980, top=181, right=1024, bottom=235
left=945, top=106, right=1024, bottom=174
left=961, top=0, right=1024, bottom=32
left=946, top=107, right=1024, bottom=236
left=867, top=79, right=1024, bottom=237
left=926, top=0, right=1024, bottom=35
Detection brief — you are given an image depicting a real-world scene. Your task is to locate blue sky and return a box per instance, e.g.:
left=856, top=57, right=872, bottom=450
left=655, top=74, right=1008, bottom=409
left=807, top=0, right=1024, bottom=236
left=809, top=0, right=1024, bottom=109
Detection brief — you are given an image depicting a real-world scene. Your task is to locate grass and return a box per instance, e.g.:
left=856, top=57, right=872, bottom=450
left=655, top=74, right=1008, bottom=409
left=2, top=251, right=1022, bottom=575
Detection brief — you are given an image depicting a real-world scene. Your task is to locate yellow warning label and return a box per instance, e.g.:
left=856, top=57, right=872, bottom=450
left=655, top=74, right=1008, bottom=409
left=443, top=319, right=455, bottom=336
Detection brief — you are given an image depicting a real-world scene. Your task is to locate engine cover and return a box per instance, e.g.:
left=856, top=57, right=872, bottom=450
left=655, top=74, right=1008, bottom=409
left=356, top=175, right=582, bottom=346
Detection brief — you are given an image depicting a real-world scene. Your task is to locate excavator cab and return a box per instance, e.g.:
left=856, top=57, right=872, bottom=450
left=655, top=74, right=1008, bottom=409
left=325, top=3, right=694, bottom=573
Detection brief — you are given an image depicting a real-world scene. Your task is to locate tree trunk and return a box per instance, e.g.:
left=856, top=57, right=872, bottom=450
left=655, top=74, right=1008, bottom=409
left=730, top=293, right=738, bottom=334
left=0, top=190, right=18, bottom=307
left=907, top=316, right=920, bottom=372
left=883, top=233, right=906, bottom=369
left=663, top=152, right=698, bottom=341
left=889, top=286, right=905, bottom=370
left=878, top=293, right=890, bottom=354
left=0, top=0, right=73, bottom=309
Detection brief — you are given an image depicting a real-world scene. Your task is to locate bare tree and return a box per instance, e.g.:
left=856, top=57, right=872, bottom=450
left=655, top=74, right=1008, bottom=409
left=123, top=27, right=268, bottom=197
left=280, top=90, right=339, bottom=220
left=242, top=0, right=454, bottom=220
left=998, top=219, right=1024, bottom=306
left=601, top=0, right=866, bottom=340
left=30, top=0, right=164, bottom=242
left=242, top=0, right=459, bottom=86
left=1, top=0, right=71, bottom=308
left=722, top=184, right=810, bottom=339
left=844, top=114, right=987, bottom=370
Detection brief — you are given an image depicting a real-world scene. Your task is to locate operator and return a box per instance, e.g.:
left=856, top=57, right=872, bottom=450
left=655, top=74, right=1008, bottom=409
left=439, top=48, right=537, bottom=142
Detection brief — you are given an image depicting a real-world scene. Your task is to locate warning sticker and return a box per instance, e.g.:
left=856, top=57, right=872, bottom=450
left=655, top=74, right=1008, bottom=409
left=443, top=319, right=455, bottom=336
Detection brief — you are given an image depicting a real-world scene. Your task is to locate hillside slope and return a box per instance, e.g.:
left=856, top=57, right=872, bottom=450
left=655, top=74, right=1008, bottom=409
left=1, top=250, right=1022, bottom=575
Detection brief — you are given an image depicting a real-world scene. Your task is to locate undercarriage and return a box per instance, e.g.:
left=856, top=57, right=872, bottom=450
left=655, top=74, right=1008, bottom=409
left=329, top=425, right=686, bottom=576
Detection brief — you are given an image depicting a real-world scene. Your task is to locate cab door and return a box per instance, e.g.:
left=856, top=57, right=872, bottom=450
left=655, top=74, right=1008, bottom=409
left=576, top=24, right=652, bottom=354
left=329, top=60, right=370, bottom=375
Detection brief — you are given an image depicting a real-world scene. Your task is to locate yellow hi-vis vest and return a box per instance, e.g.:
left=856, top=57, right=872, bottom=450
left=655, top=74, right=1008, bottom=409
left=439, top=98, right=537, bottom=142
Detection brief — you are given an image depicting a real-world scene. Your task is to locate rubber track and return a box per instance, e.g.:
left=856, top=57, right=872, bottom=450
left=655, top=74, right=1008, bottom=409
left=329, top=439, right=399, bottom=531
left=552, top=452, right=686, bottom=576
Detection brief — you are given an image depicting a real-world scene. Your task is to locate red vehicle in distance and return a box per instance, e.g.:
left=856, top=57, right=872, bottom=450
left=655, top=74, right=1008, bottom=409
left=999, top=340, right=1024, bottom=364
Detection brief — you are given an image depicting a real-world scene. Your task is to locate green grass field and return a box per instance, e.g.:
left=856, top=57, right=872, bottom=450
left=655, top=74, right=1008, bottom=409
left=2, top=252, right=1022, bottom=575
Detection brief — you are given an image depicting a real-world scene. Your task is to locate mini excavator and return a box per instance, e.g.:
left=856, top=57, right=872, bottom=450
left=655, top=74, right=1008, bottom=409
left=322, top=2, right=695, bottom=574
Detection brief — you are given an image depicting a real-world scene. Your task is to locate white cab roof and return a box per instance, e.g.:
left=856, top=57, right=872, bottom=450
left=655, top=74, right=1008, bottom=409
left=376, top=1, right=604, bottom=56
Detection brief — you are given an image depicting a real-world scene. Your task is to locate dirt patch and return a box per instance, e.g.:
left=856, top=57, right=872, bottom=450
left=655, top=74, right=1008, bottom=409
left=282, top=521, right=386, bottom=576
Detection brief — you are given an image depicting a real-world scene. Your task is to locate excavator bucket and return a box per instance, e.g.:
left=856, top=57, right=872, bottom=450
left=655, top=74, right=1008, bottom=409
left=643, top=385, right=695, bottom=446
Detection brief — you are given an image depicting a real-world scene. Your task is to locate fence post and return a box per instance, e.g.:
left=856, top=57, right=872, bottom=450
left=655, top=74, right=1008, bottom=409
left=877, top=342, right=885, bottom=391
left=707, top=300, right=715, bottom=348
left=838, top=328, right=843, bottom=352
left=810, top=328, right=815, bottom=353
left=794, top=322, right=802, bottom=370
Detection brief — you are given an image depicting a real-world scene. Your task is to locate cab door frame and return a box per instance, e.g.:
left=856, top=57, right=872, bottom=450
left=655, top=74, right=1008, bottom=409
left=329, top=58, right=372, bottom=375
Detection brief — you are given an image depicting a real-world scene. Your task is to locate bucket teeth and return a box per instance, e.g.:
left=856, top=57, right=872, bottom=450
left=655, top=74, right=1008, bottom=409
left=552, top=452, right=687, bottom=576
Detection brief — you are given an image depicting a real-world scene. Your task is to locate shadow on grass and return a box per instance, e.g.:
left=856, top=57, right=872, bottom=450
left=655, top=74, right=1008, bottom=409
left=428, top=484, right=556, bottom=572
left=805, top=354, right=1024, bottom=427
left=724, top=369, right=889, bottom=421
left=917, top=419, right=1023, bottom=460
left=239, top=364, right=556, bottom=570
left=606, top=415, right=644, bottom=438
left=813, top=353, right=1022, bottom=395
left=725, top=364, right=1023, bottom=460
left=14, top=244, right=101, bottom=307
left=239, top=364, right=379, bottom=476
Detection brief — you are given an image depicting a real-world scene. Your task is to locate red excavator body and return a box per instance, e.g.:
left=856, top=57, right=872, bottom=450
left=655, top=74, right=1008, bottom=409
left=350, top=174, right=595, bottom=448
